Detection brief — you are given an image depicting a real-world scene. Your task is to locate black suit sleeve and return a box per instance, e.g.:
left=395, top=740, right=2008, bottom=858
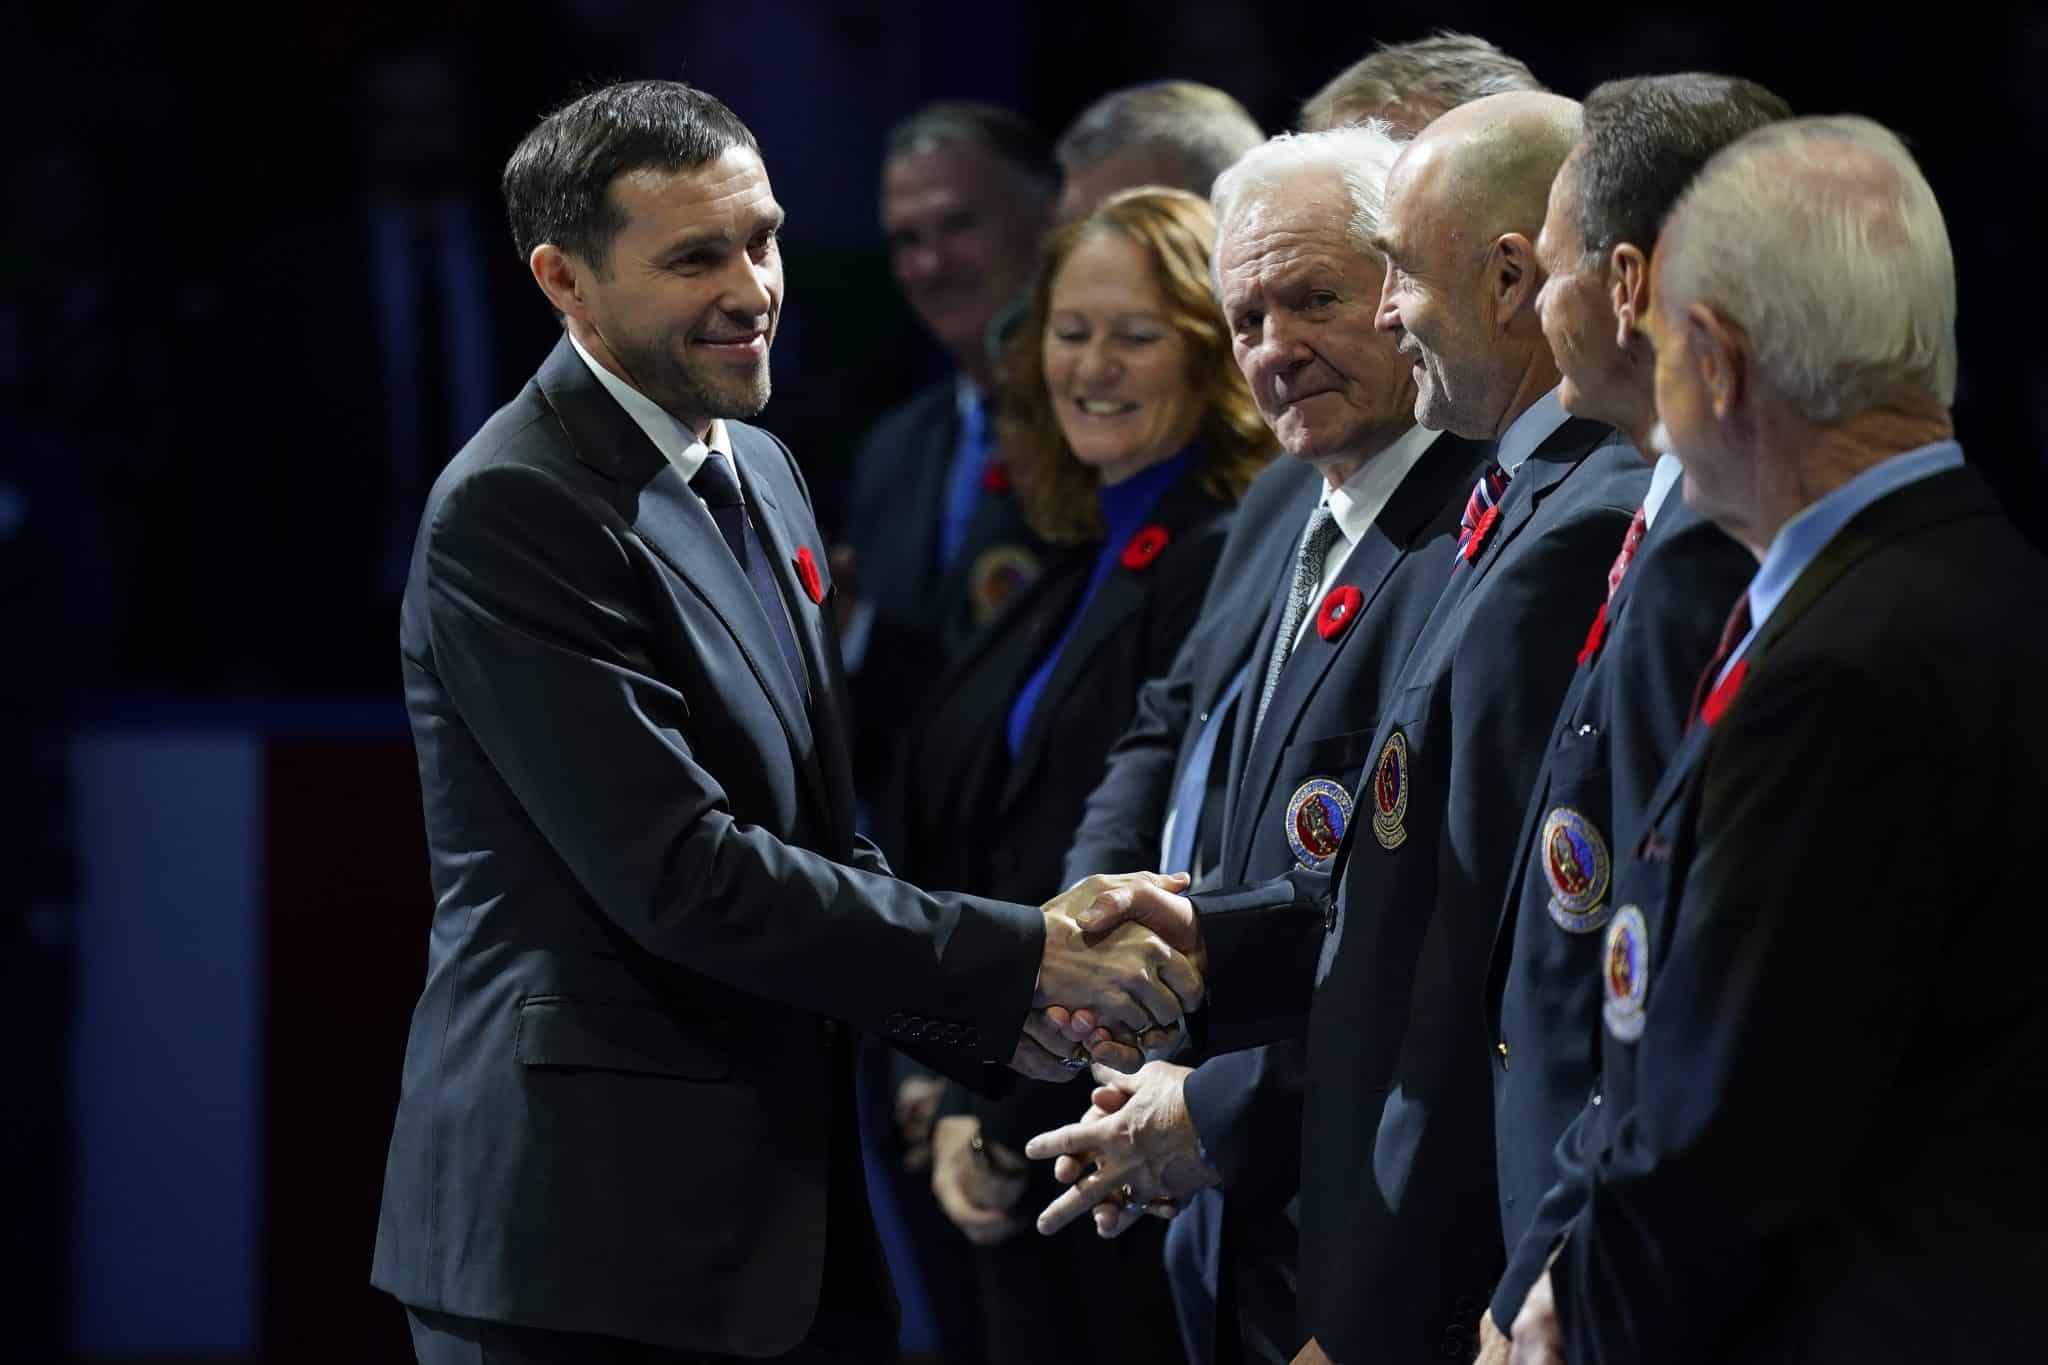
left=1553, top=659, right=1947, bottom=1365
left=421, top=460, right=1043, bottom=1058
left=1186, top=867, right=1331, bottom=1054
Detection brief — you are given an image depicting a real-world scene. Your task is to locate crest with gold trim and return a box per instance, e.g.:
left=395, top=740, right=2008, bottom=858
left=1370, top=731, right=1410, bottom=850
left=1285, top=777, right=1352, bottom=871
left=1602, top=905, right=1650, bottom=1042
left=1540, top=806, right=1611, bottom=933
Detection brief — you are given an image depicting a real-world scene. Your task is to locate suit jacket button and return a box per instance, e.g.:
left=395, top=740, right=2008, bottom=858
left=968, top=1027, right=985, bottom=1051
left=1322, top=900, right=1337, bottom=933
left=905, top=1015, right=926, bottom=1040
left=885, top=1013, right=905, bottom=1035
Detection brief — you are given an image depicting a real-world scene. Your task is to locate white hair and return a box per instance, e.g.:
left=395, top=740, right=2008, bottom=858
left=1210, top=122, right=1408, bottom=264
left=1657, top=114, right=1957, bottom=422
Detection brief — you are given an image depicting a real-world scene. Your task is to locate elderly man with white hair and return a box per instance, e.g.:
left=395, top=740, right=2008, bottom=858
left=1033, top=122, right=1491, bottom=1365
left=1508, top=116, right=2048, bottom=1365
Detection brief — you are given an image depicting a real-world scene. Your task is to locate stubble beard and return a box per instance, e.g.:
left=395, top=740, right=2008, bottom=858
left=619, top=328, right=773, bottom=428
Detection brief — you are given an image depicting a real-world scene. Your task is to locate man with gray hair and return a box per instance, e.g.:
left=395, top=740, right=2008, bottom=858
left=1032, top=122, right=1490, bottom=1365
left=1478, top=71, right=1787, bottom=1363
left=1508, top=116, right=2046, bottom=1365
left=1054, top=79, right=1264, bottom=223
left=1299, top=30, right=1543, bottom=136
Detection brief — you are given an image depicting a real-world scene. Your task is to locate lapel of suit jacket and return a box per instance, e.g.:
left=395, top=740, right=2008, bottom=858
left=728, top=422, right=853, bottom=843
left=1220, top=433, right=1483, bottom=880
left=1000, top=477, right=1220, bottom=814
left=1465, top=417, right=1616, bottom=585
left=536, top=340, right=832, bottom=830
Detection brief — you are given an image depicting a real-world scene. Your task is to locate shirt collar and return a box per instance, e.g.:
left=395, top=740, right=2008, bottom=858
left=1322, top=422, right=1437, bottom=548
left=1642, top=452, right=1684, bottom=529
left=569, top=330, right=731, bottom=483
left=1744, top=439, right=1966, bottom=638
left=1493, top=385, right=1571, bottom=478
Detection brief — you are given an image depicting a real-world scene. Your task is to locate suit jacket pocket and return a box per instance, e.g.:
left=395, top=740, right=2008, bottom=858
left=1277, top=722, right=1381, bottom=786
left=514, top=995, right=730, bottom=1080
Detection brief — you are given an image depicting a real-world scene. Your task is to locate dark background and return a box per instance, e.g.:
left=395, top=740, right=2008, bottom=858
left=6, top=0, right=2043, bottom=1360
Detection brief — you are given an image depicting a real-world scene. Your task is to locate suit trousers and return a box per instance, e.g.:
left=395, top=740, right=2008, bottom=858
left=407, top=1303, right=897, bottom=1365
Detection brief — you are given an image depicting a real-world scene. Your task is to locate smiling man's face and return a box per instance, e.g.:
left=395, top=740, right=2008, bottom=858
left=1217, top=168, right=1416, bottom=479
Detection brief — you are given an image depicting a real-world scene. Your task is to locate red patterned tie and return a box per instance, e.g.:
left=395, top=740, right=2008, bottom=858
left=1687, top=591, right=1753, bottom=729
left=1577, top=504, right=1650, bottom=665
left=1452, top=461, right=1509, bottom=571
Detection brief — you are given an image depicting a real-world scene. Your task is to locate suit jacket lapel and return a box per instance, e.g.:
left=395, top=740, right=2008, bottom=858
left=1221, top=434, right=1482, bottom=879
left=536, top=341, right=832, bottom=830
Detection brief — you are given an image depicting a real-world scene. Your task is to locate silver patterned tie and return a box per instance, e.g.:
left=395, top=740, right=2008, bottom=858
left=1253, top=506, right=1341, bottom=743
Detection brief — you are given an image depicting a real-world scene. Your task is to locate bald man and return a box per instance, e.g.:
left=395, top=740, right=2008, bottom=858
left=1054, top=94, right=1647, bottom=1363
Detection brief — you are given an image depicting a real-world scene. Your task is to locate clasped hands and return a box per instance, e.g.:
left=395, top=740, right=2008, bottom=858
left=1010, top=871, right=1220, bottom=1238
left=1014, top=870, right=1207, bottom=1081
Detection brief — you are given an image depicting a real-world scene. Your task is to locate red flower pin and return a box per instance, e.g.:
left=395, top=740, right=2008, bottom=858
left=1462, top=504, right=1502, bottom=562
left=1700, top=658, right=1747, bottom=727
left=981, top=461, right=1011, bottom=494
left=1577, top=602, right=1609, bottom=667
left=1316, top=585, right=1364, bottom=640
left=794, top=545, right=825, bottom=604
left=1120, top=525, right=1170, bottom=571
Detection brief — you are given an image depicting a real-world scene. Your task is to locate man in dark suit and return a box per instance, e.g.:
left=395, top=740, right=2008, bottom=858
left=1508, top=116, right=2045, bottom=1365
left=1046, top=124, right=1486, bottom=1365
left=1052, top=80, right=1263, bottom=223
left=369, top=81, right=1204, bottom=1365
left=835, top=103, right=1054, bottom=844
left=1036, top=92, right=1648, bottom=1364
left=1475, top=73, right=1789, bottom=1363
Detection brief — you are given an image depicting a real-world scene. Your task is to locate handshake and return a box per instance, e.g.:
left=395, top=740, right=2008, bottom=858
left=1012, top=871, right=1205, bottom=1083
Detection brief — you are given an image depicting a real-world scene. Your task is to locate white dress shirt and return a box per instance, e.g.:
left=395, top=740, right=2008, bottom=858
left=1287, top=422, right=1439, bottom=652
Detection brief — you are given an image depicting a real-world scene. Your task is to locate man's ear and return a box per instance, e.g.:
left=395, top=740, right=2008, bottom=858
left=530, top=244, right=589, bottom=322
left=1609, top=243, right=1649, bottom=350
left=1688, top=302, right=1750, bottom=421
left=1488, top=233, right=1540, bottom=329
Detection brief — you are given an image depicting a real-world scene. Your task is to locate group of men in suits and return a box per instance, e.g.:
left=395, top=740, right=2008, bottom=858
left=367, top=29, right=2043, bottom=1365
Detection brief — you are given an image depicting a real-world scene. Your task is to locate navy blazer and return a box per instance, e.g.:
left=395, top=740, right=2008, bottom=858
left=1481, top=490, right=1754, bottom=1326
left=1193, top=415, right=1648, bottom=1361
left=1547, top=466, right=2047, bottom=1363
left=371, top=339, right=1046, bottom=1357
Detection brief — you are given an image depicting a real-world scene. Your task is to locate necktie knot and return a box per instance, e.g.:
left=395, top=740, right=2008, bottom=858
left=689, top=450, right=743, bottom=509
left=1455, top=461, right=1510, bottom=559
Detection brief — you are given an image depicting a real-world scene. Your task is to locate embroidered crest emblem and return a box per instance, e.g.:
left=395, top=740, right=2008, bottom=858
left=1316, top=585, right=1364, bottom=641
left=968, top=544, right=1040, bottom=624
left=1540, top=807, right=1612, bottom=933
left=1285, top=778, right=1353, bottom=871
left=1370, top=731, right=1410, bottom=850
left=1602, top=905, right=1650, bottom=1042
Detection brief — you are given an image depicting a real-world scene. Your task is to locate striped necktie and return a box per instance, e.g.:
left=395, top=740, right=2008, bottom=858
left=1452, top=461, right=1509, bottom=571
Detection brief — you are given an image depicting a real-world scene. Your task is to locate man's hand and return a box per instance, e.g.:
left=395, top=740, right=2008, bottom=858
left=895, top=1073, right=946, bottom=1171
left=1290, top=1337, right=1334, bottom=1364
left=1040, top=875, right=1196, bottom=1047
left=1023, top=1060, right=1219, bottom=1238
left=931, top=1115, right=1027, bottom=1246
left=1509, top=1270, right=1562, bottom=1365
left=1476, top=1308, right=1511, bottom=1365
left=1034, top=872, right=1204, bottom=1071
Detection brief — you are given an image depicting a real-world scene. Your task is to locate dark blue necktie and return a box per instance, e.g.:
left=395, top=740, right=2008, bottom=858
left=689, top=451, right=806, bottom=694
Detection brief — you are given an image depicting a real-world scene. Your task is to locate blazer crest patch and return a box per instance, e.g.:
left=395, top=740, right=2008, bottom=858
left=1602, top=905, right=1650, bottom=1042
left=1541, top=806, right=1612, bottom=933
left=1285, top=778, right=1353, bottom=871
left=1370, top=731, right=1410, bottom=850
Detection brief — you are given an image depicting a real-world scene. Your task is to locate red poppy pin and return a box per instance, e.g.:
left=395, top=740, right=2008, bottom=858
left=981, top=461, right=1011, bottom=495
left=1700, top=658, right=1747, bottom=727
left=1120, top=525, right=1170, bottom=571
left=1462, top=504, right=1503, bottom=562
left=1577, top=602, right=1609, bottom=667
left=794, top=545, right=825, bottom=605
left=1316, top=585, right=1364, bottom=641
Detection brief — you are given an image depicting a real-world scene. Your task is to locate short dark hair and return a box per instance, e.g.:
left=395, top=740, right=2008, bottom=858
left=502, top=80, right=760, bottom=274
left=1574, top=73, right=1793, bottom=260
left=883, top=101, right=1056, bottom=190
left=1298, top=31, right=1543, bottom=135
